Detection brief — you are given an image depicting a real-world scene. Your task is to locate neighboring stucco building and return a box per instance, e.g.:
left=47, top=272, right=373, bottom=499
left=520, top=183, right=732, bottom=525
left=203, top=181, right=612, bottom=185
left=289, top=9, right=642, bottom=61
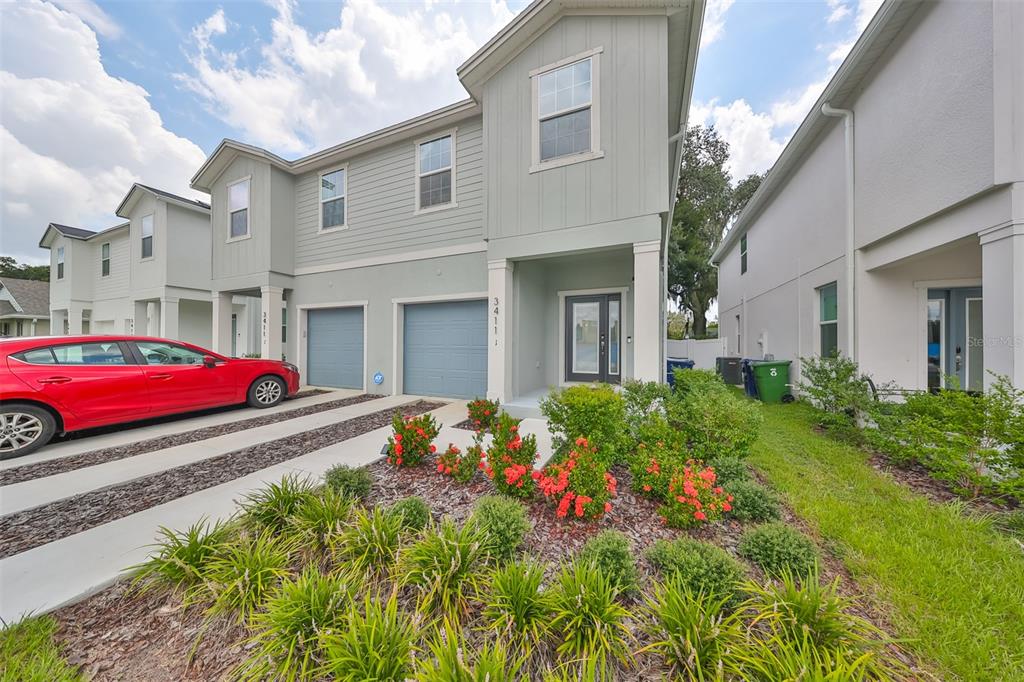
left=713, top=0, right=1024, bottom=392
left=0, top=277, right=50, bottom=337
left=39, top=184, right=221, bottom=347
left=190, top=0, right=704, bottom=409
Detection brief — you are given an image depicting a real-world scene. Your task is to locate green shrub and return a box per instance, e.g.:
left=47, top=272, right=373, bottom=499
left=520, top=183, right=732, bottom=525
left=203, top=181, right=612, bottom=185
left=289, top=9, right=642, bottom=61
left=705, top=455, right=750, bottom=488
left=541, top=384, right=627, bottom=465
left=621, top=379, right=673, bottom=442
left=548, top=562, right=633, bottom=666
left=237, top=566, right=364, bottom=682
left=398, top=517, right=488, bottom=616
left=0, top=615, right=86, bottom=682
left=641, top=577, right=746, bottom=679
left=467, top=397, right=501, bottom=432
left=485, top=414, right=538, bottom=498
left=417, top=621, right=526, bottom=681
left=998, top=509, right=1024, bottom=540
left=472, top=495, right=531, bottom=561
left=480, top=560, right=552, bottom=645
left=578, top=530, right=638, bottom=594
left=668, top=385, right=763, bottom=461
left=672, top=368, right=725, bottom=398
left=725, top=479, right=782, bottom=523
left=388, top=496, right=431, bottom=532
left=798, top=354, right=875, bottom=438
left=738, top=523, right=818, bottom=577
left=321, top=591, right=417, bottom=682
left=291, top=487, right=353, bottom=550
left=646, top=538, right=745, bottom=603
left=323, top=464, right=373, bottom=501
left=130, top=517, right=232, bottom=596
left=204, top=531, right=293, bottom=621
left=240, top=475, right=318, bottom=533
left=333, top=506, right=404, bottom=574
left=387, top=412, right=440, bottom=467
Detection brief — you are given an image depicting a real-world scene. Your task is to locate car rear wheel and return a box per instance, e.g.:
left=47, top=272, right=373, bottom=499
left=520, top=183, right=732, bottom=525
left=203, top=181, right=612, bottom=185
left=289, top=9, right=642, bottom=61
left=247, top=375, right=286, bottom=409
left=0, top=404, right=56, bottom=460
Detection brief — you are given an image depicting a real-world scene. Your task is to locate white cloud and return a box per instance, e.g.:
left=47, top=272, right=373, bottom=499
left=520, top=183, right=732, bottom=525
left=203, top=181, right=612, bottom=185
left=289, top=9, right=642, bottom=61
left=49, top=0, right=121, bottom=39
left=0, top=1, right=206, bottom=264
left=826, top=0, right=851, bottom=25
left=700, top=0, right=736, bottom=48
left=689, top=99, right=785, bottom=179
left=178, top=0, right=517, bottom=156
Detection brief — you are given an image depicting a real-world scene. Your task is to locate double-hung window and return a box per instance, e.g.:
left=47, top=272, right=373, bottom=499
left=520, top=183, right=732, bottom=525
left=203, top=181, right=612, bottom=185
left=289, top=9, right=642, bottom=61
left=56, top=246, right=65, bottom=279
left=740, top=235, right=748, bottom=274
left=818, top=282, right=838, bottom=357
left=416, top=134, right=454, bottom=211
left=532, top=49, right=601, bottom=170
left=100, top=242, right=110, bottom=276
left=228, top=178, right=250, bottom=239
left=320, top=168, right=346, bottom=230
left=141, top=215, right=154, bottom=259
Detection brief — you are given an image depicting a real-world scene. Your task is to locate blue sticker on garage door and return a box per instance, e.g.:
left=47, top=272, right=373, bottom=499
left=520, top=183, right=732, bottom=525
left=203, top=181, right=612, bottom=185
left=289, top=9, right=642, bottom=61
left=403, top=300, right=487, bottom=399
left=307, top=307, right=364, bottom=389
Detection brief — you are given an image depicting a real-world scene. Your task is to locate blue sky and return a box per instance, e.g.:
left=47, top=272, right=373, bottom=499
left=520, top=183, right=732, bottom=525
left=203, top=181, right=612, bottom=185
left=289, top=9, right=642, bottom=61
left=1, top=0, right=880, bottom=263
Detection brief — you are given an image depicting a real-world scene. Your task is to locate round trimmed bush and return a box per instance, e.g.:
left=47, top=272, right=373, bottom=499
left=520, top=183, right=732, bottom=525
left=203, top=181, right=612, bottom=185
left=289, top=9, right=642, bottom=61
left=646, top=538, right=745, bottom=603
left=472, top=495, right=531, bottom=561
left=388, top=496, right=431, bottom=532
left=738, top=523, right=818, bottom=577
left=705, top=455, right=750, bottom=488
left=725, top=479, right=781, bottom=523
left=578, top=530, right=638, bottom=594
left=324, top=465, right=372, bottom=501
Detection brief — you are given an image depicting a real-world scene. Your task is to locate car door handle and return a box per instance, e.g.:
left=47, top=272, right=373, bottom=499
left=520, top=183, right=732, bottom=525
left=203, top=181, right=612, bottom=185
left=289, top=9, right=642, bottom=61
left=38, top=376, right=72, bottom=385
left=148, top=373, right=173, bottom=380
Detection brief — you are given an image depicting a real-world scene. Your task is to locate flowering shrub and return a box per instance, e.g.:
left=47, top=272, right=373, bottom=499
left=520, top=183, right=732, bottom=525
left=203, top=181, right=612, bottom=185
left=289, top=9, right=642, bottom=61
left=386, top=413, right=439, bottom=467
left=435, top=442, right=482, bottom=483
left=629, top=440, right=676, bottom=500
left=536, top=437, right=617, bottom=520
left=467, top=397, right=500, bottom=432
left=484, top=413, right=538, bottom=497
left=658, top=462, right=733, bottom=528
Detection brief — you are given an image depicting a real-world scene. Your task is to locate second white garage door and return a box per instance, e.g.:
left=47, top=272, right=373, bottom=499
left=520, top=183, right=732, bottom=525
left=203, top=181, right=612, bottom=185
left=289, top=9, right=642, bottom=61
left=306, top=307, right=364, bottom=389
left=403, top=300, right=487, bottom=399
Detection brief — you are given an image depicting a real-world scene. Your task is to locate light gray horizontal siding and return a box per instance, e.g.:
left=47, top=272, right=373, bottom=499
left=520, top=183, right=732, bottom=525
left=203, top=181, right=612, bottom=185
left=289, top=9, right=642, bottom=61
left=294, top=117, right=484, bottom=268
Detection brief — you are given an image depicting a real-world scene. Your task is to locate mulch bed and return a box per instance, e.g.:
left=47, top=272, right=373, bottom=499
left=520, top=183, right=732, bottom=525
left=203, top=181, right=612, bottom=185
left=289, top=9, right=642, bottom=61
left=451, top=418, right=479, bottom=431
left=1, top=393, right=378, bottom=486
left=0, top=401, right=443, bottom=559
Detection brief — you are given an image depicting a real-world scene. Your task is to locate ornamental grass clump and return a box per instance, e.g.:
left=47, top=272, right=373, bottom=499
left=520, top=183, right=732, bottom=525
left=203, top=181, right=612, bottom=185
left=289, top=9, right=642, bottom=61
left=332, top=505, right=405, bottom=575
left=323, top=464, right=372, bottom=501
left=417, top=620, right=526, bottom=681
left=536, top=437, right=617, bottom=520
left=725, top=479, right=782, bottom=523
left=387, top=412, right=440, bottom=467
left=658, top=462, right=733, bottom=528
left=436, top=442, right=481, bottom=483
left=240, top=474, right=318, bottom=533
left=320, top=590, right=418, bottom=682
left=203, top=531, right=294, bottom=622
left=548, top=562, right=633, bottom=667
left=646, top=538, right=746, bottom=604
left=472, top=494, right=531, bottom=561
left=738, top=522, right=818, bottom=577
left=467, top=397, right=500, bottom=432
left=578, top=530, right=638, bottom=594
left=484, top=413, right=539, bottom=497
left=398, top=516, right=489, bottom=617
left=388, top=496, right=432, bottom=532
left=129, top=517, right=232, bottom=597
left=290, top=487, right=353, bottom=551
left=480, top=560, right=553, bottom=646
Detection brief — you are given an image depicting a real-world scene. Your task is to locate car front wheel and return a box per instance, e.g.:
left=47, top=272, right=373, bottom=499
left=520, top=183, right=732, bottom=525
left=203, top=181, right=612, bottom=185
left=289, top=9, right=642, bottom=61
left=247, top=375, right=286, bottom=409
left=0, top=404, right=57, bottom=460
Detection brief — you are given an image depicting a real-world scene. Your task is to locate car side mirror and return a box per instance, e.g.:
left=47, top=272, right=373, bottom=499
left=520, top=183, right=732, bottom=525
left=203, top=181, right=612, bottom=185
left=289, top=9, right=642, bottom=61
left=203, top=355, right=218, bottom=368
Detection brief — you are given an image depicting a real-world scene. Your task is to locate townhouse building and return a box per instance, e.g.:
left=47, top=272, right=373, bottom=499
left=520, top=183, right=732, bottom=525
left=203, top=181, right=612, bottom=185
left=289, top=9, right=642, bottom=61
left=0, top=277, right=50, bottom=337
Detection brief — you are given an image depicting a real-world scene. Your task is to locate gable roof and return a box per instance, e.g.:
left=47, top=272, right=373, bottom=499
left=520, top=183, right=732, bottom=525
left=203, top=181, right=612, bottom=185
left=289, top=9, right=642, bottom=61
left=116, top=182, right=210, bottom=219
left=39, top=221, right=130, bottom=249
left=0, top=277, right=49, bottom=317
left=711, top=0, right=921, bottom=264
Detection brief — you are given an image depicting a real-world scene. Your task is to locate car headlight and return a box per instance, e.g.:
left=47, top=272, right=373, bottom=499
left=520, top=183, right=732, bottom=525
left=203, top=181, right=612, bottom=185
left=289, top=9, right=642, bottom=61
left=283, top=362, right=299, bottom=374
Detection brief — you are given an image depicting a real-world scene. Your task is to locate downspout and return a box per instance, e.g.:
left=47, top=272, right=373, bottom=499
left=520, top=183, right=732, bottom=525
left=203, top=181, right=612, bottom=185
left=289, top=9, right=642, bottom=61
left=820, top=103, right=856, bottom=361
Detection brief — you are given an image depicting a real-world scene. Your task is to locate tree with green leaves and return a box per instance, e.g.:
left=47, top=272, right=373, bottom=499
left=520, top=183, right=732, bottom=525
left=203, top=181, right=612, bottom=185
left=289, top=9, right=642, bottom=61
left=0, top=256, right=49, bottom=282
left=667, top=125, right=763, bottom=338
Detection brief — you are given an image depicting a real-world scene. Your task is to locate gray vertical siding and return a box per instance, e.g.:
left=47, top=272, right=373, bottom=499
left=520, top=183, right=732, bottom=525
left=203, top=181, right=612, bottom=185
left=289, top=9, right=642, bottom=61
left=210, top=156, right=273, bottom=283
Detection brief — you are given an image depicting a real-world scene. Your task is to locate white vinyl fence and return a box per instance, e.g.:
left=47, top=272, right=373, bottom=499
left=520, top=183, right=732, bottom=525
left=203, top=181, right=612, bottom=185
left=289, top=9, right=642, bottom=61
left=666, top=337, right=729, bottom=370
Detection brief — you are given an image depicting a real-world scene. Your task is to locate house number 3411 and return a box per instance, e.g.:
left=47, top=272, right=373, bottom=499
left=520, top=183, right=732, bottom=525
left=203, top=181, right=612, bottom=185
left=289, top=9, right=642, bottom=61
left=492, top=296, right=500, bottom=346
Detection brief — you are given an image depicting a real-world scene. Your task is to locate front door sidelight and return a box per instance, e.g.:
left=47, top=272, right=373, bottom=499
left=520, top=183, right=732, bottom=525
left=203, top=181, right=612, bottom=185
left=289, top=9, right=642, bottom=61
left=565, top=294, right=621, bottom=384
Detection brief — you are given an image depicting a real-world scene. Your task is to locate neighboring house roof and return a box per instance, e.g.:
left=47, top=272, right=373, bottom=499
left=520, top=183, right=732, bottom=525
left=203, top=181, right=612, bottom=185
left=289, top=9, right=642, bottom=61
left=39, top=221, right=130, bottom=249
left=711, top=0, right=922, bottom=264
left=0, top=300, right=16, bottom=316
left=0, top=277, right=50, bottom=317
left=115, top=183, right=210, bottom=219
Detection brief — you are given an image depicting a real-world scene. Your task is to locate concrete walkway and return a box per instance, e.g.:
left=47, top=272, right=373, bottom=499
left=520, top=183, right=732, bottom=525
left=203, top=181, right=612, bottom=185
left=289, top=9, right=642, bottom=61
left=0, top=396, right=556, bottom=623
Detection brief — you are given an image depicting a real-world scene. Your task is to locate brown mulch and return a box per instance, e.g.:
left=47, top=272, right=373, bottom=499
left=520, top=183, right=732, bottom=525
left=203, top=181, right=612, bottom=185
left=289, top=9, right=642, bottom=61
left=866, top=451, right=1014, bottom=516
left=451, top=418, right=480, bottom=431
left=0, top=401, right=443, bottom=559
left=1, top=393, right=377, bottom=486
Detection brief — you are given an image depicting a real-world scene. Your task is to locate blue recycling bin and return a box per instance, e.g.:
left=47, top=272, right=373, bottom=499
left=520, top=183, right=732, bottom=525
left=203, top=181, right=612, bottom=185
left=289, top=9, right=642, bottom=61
left=666, top=358, right=695, bottom=387
left=740, top=359, right=759, bottom=398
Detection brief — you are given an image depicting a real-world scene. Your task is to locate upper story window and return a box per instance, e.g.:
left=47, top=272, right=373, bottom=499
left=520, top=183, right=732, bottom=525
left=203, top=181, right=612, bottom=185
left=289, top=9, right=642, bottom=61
left=530, top=48, right=603, bottom=172
left=141, top=214, right=154, bottom=259
left=320, top=167, right=346, bottom=231
left=228, top=177, right=250, bottom=240
left=416, top=133, right=455, bottom=211
left=56, top=246, right=65, bottom=279
left=819, top=282, right=838, bottom=357
left=100, top=242, right=110, bottom=277
left=740, top=234, right=748, bottom=274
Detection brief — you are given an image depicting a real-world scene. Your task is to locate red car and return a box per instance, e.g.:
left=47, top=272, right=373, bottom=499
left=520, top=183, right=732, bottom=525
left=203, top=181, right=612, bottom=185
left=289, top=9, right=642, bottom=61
left=0, top=335, right=300, bottom=459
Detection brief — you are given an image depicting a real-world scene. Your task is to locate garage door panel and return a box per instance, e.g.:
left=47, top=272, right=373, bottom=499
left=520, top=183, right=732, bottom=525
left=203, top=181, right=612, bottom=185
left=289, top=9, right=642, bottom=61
left=403, top=300, right=487, bottom=399
left=307, top=307, right=364, bottom=389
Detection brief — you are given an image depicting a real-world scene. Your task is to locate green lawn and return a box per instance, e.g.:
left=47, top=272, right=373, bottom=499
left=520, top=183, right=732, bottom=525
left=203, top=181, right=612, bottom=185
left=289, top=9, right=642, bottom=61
left=0, top=615, right=84, bottom=682
left=749, top=402, right=1024, bottom=682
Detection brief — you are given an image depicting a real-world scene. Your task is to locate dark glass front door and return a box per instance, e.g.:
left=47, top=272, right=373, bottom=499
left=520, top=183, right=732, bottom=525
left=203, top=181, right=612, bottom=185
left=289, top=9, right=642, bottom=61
left=565, top=294, right=621, bottom=383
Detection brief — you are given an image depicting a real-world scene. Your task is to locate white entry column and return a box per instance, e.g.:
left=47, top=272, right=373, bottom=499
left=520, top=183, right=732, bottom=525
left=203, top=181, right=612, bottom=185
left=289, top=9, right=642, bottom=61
left=260, top=286, right=283, bottom=361
left=160, top=298, right=179, bottom=341
left=487, top=259, right=514, bottom=402
left=146, top=301, right=161, bottom=336
left=980, top=214, right=1024, bottom=389
left=50, top=309, right=67, bottom=336
left=67, top=302, right=85, bottom=335
left=633, top=240, right=662, bottom=382
left=212, top=292, right=233, bottom=355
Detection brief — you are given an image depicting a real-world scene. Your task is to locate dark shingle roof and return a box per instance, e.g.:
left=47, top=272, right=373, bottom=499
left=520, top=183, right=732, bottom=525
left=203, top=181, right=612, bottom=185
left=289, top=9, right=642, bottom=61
left=0, top=300, right=16, bottom=316
left=0, top=277, right=49, bottom=317
left=48, top=223, right=96, bottom=239
left=136, top=184, right=211, bottom=210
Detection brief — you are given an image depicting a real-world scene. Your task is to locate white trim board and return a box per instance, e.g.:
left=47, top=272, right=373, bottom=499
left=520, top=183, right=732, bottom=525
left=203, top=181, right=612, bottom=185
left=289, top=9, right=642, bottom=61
left=293, top=241, right=486, bottom=276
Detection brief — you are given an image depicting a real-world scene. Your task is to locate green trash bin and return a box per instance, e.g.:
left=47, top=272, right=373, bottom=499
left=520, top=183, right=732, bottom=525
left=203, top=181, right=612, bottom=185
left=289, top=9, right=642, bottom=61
left=751, top=361, right=792, bottom=403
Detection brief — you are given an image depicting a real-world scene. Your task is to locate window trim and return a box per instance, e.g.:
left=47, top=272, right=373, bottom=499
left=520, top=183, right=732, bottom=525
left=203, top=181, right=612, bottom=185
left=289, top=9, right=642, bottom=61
left=530, top=47, right=604, bottom=174
left=318, top=165, right=348, bottom=233
left=740, top=234, right=748, bottom=274
left=226, top=175, right=252, bottom=243
left=100, top=242, right=111, bottom=277
left=140, top=213, right=155, bottom=261
left=817, top=281, right=839, bottom=357
left=56, top=246, right=65, bottom=280
left=414, top=128, right=458, bottom=215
